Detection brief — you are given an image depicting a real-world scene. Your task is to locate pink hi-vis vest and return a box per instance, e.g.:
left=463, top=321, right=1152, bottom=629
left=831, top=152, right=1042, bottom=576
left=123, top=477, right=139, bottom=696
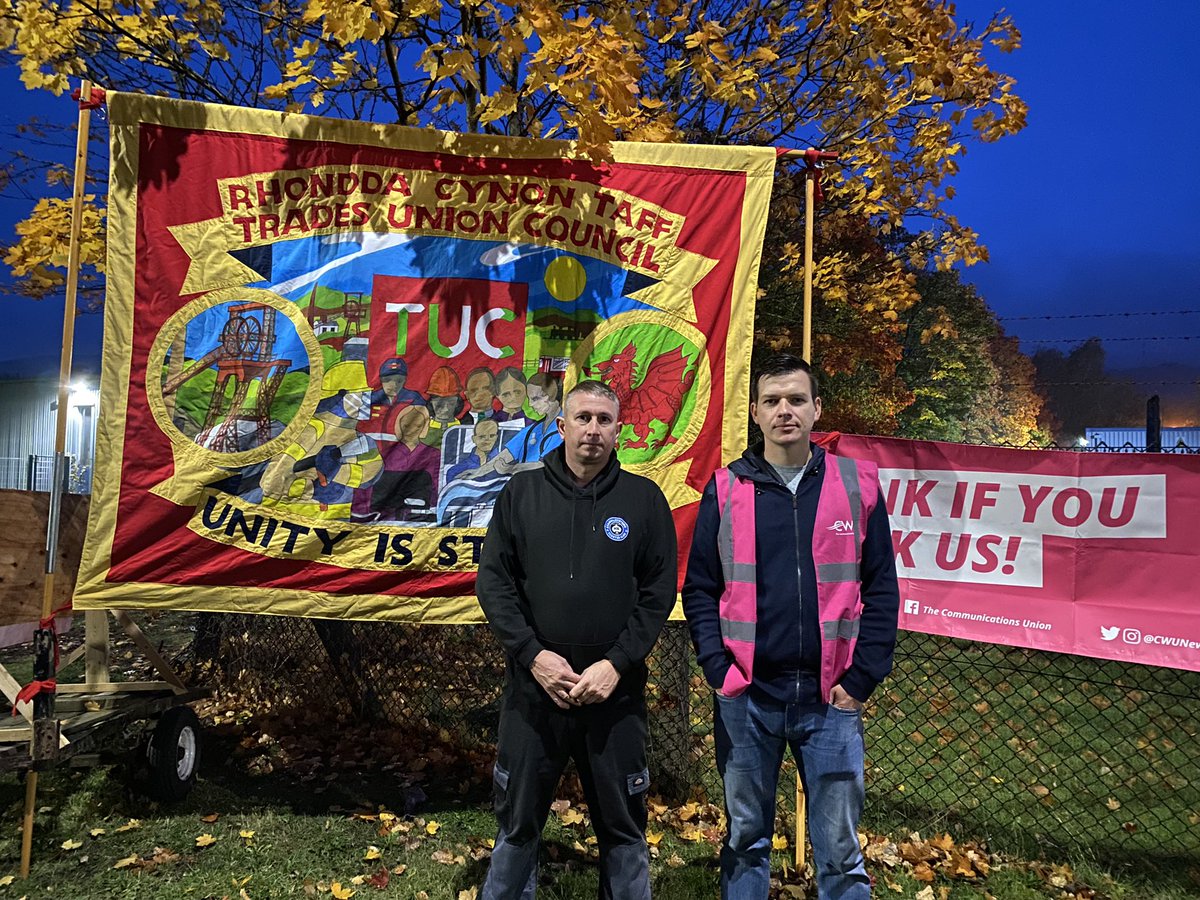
left=714, top=453, right=880, bottom=701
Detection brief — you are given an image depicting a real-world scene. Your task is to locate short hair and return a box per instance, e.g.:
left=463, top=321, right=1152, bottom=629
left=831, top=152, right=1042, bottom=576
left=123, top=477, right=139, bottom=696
left=496, top=366, right=527, bottom=387
left=466, top=367, right=496, bottom=391
left=563, top=380, right=620, bottom=417
left=751, top=353, right=819, bottom=402
left=527, top=372, right=561, bottom=401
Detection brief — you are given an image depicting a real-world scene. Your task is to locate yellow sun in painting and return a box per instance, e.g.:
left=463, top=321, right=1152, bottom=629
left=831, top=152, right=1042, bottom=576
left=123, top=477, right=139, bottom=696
left=544, top=255, right=586, bottom=302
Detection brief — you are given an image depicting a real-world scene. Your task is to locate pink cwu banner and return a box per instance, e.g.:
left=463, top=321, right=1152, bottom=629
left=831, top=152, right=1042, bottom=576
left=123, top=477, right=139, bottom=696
left=825, top=434, right=1200, bottom=673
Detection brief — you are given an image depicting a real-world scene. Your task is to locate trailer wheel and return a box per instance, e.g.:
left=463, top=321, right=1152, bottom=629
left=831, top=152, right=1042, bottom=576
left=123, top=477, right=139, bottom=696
left=146, top=706, right=201, bottom=801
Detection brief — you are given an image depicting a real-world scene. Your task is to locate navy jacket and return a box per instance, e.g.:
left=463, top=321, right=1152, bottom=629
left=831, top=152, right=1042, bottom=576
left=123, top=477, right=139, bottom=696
left=681, top=443, right=899, bottom=704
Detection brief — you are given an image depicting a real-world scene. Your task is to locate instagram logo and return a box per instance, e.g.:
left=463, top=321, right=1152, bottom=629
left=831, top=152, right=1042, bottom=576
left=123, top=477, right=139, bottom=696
left=1122, top=628, right=1142, bottom=645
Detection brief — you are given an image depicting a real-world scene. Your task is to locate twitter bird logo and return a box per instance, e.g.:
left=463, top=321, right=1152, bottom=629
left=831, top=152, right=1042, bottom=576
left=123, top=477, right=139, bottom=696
left=1100, top=626, right=1119, bottom=641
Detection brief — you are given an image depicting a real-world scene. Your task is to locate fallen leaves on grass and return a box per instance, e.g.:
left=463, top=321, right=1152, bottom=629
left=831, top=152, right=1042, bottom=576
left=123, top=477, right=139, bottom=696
left=89, top=828, right=105, bottom=838
left=330, top=882, right=355, bottom=899
left=115, top=819, right=141, bottom=832
left=195, top=689, right=494, bottom=806
left=861, top=830, right=993, bottom=885
left=60, top=839, right=82, bottom=850
left=912, top=862, right=936, bottom=883
left=647, top=796, right=724, bottom=847
left=432, top=848, right=466, bottom=865
left=201, top=812, right=220, bottom=823
left=425, top=821, right=441, bottom=835
left=558, top=806, right=585, bottom=826
left=366, top=867, right=390, bottom=889
left=363, top=846, right=381, bottom=861
left=111, top=847, right=182, bottom=873
left=195, top=833, right=217, bottom=848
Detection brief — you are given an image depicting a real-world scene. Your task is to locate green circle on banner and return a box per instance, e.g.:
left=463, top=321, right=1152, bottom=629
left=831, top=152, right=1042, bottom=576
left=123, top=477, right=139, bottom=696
left=569, top=312, right=709, bottom=469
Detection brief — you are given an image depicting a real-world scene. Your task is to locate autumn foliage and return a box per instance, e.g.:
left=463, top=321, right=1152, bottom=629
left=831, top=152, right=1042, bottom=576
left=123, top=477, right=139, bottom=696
left=0, top=0, right=1034, bottom=440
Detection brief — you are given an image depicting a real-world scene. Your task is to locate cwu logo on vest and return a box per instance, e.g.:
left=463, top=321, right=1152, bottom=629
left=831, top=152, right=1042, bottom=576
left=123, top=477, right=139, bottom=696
left=827, top=519, right=854, bottom=534
left=603, top=516, right=630, bottom=542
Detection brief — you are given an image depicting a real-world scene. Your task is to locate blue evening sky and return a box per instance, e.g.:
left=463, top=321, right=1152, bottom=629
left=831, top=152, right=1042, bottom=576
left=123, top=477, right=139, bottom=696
left=1, top=1, right=1197, bottom=377
left=949, top=1, right=1200, bottom=370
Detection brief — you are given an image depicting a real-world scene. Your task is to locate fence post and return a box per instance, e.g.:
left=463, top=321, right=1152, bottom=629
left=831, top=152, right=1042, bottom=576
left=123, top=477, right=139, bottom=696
left=25, top=454, right=37, bottom=490
left=1146, top=395, right=1162, bottom=453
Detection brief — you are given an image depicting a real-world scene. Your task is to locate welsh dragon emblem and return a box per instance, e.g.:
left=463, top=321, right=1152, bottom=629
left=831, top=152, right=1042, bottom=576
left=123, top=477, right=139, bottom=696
left=587, top=342, right=696, bottom=450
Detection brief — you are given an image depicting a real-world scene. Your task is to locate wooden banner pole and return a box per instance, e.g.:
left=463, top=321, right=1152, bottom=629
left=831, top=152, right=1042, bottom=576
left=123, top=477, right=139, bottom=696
left=777, top=146, right=839, bottom=871
left=21, top=76, right=95, bottom=880
left=802, top=171, right=815, bottom=362
left=777, top=147, right=838, bottom=364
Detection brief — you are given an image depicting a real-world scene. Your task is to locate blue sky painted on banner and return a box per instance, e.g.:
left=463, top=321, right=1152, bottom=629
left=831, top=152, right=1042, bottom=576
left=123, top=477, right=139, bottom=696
left=178, top=234, right=648, bottom=371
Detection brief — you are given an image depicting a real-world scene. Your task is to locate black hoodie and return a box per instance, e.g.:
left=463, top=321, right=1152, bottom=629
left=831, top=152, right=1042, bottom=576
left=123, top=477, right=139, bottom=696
left=477, top=445, right=678, bottom=677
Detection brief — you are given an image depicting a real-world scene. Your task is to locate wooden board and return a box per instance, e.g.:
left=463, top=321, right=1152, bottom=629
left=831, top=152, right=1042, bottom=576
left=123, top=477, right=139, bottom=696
left=0, top=489, right=89, bottom=632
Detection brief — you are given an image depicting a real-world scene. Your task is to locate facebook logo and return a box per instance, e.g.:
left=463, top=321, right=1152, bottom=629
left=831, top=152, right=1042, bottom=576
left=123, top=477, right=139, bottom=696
left=904, top=599, right=920, bottom=616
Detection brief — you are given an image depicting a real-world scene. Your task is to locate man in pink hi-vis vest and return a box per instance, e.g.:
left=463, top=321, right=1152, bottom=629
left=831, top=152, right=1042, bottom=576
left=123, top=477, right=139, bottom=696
left=683, top=353, right=900, bottom=900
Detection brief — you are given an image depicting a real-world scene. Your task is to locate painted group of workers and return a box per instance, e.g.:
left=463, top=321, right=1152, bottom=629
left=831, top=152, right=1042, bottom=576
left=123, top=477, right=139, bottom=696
left=259, top=356, right=565, bottom=522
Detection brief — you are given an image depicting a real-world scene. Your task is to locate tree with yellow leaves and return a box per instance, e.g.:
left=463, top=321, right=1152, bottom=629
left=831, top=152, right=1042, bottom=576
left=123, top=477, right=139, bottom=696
left=758, top=214, right=1045, bottom=442
left=0, top=0, right=1026, bottom=378
left=894, top=267, right=1046, bottom=445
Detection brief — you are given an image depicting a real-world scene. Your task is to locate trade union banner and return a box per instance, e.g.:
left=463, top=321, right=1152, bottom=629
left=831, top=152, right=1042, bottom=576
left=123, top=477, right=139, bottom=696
left=826, top=433, right=1200, bottom=673
left=74, top=92, right=777, bottom=622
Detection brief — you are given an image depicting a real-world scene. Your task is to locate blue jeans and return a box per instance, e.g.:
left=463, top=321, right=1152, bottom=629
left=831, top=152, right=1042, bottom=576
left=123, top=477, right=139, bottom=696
left=714, top=691, right=869, bottom=900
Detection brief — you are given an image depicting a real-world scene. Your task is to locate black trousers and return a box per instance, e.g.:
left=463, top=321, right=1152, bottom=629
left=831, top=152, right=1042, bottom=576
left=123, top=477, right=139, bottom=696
left=482, top=661, right=652, bottom=900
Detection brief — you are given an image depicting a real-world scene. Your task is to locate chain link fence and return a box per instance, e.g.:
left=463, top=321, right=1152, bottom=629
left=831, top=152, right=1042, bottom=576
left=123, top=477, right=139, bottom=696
left=191, top=612, right=1199, bottom=865
left=125, top=435, right=1198, bottom=869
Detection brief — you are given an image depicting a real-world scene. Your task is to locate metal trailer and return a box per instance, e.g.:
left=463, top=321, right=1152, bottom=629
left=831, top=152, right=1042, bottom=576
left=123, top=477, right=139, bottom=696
left=2, top=488, right=210, bottom=870
left=0, top=680, right=209, bottom=801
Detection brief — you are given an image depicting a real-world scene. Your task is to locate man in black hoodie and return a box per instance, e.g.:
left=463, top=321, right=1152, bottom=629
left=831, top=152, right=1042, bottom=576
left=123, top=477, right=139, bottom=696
left=478, top=379, right=677, bottom=900
left=683, top=354, right=899, bottom=900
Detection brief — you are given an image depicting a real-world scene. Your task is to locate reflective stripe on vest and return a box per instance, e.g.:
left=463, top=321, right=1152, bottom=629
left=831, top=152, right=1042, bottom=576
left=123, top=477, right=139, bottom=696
left=714, top=453, right=880, bottom=700
left=715, top=468, right=757, bottom=696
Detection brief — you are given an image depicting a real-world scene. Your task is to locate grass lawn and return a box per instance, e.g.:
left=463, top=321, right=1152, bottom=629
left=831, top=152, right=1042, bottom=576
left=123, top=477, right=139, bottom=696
left=862, top=635, right=1200, bottom=866
left=1, top=711, right=1197, bottom=899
